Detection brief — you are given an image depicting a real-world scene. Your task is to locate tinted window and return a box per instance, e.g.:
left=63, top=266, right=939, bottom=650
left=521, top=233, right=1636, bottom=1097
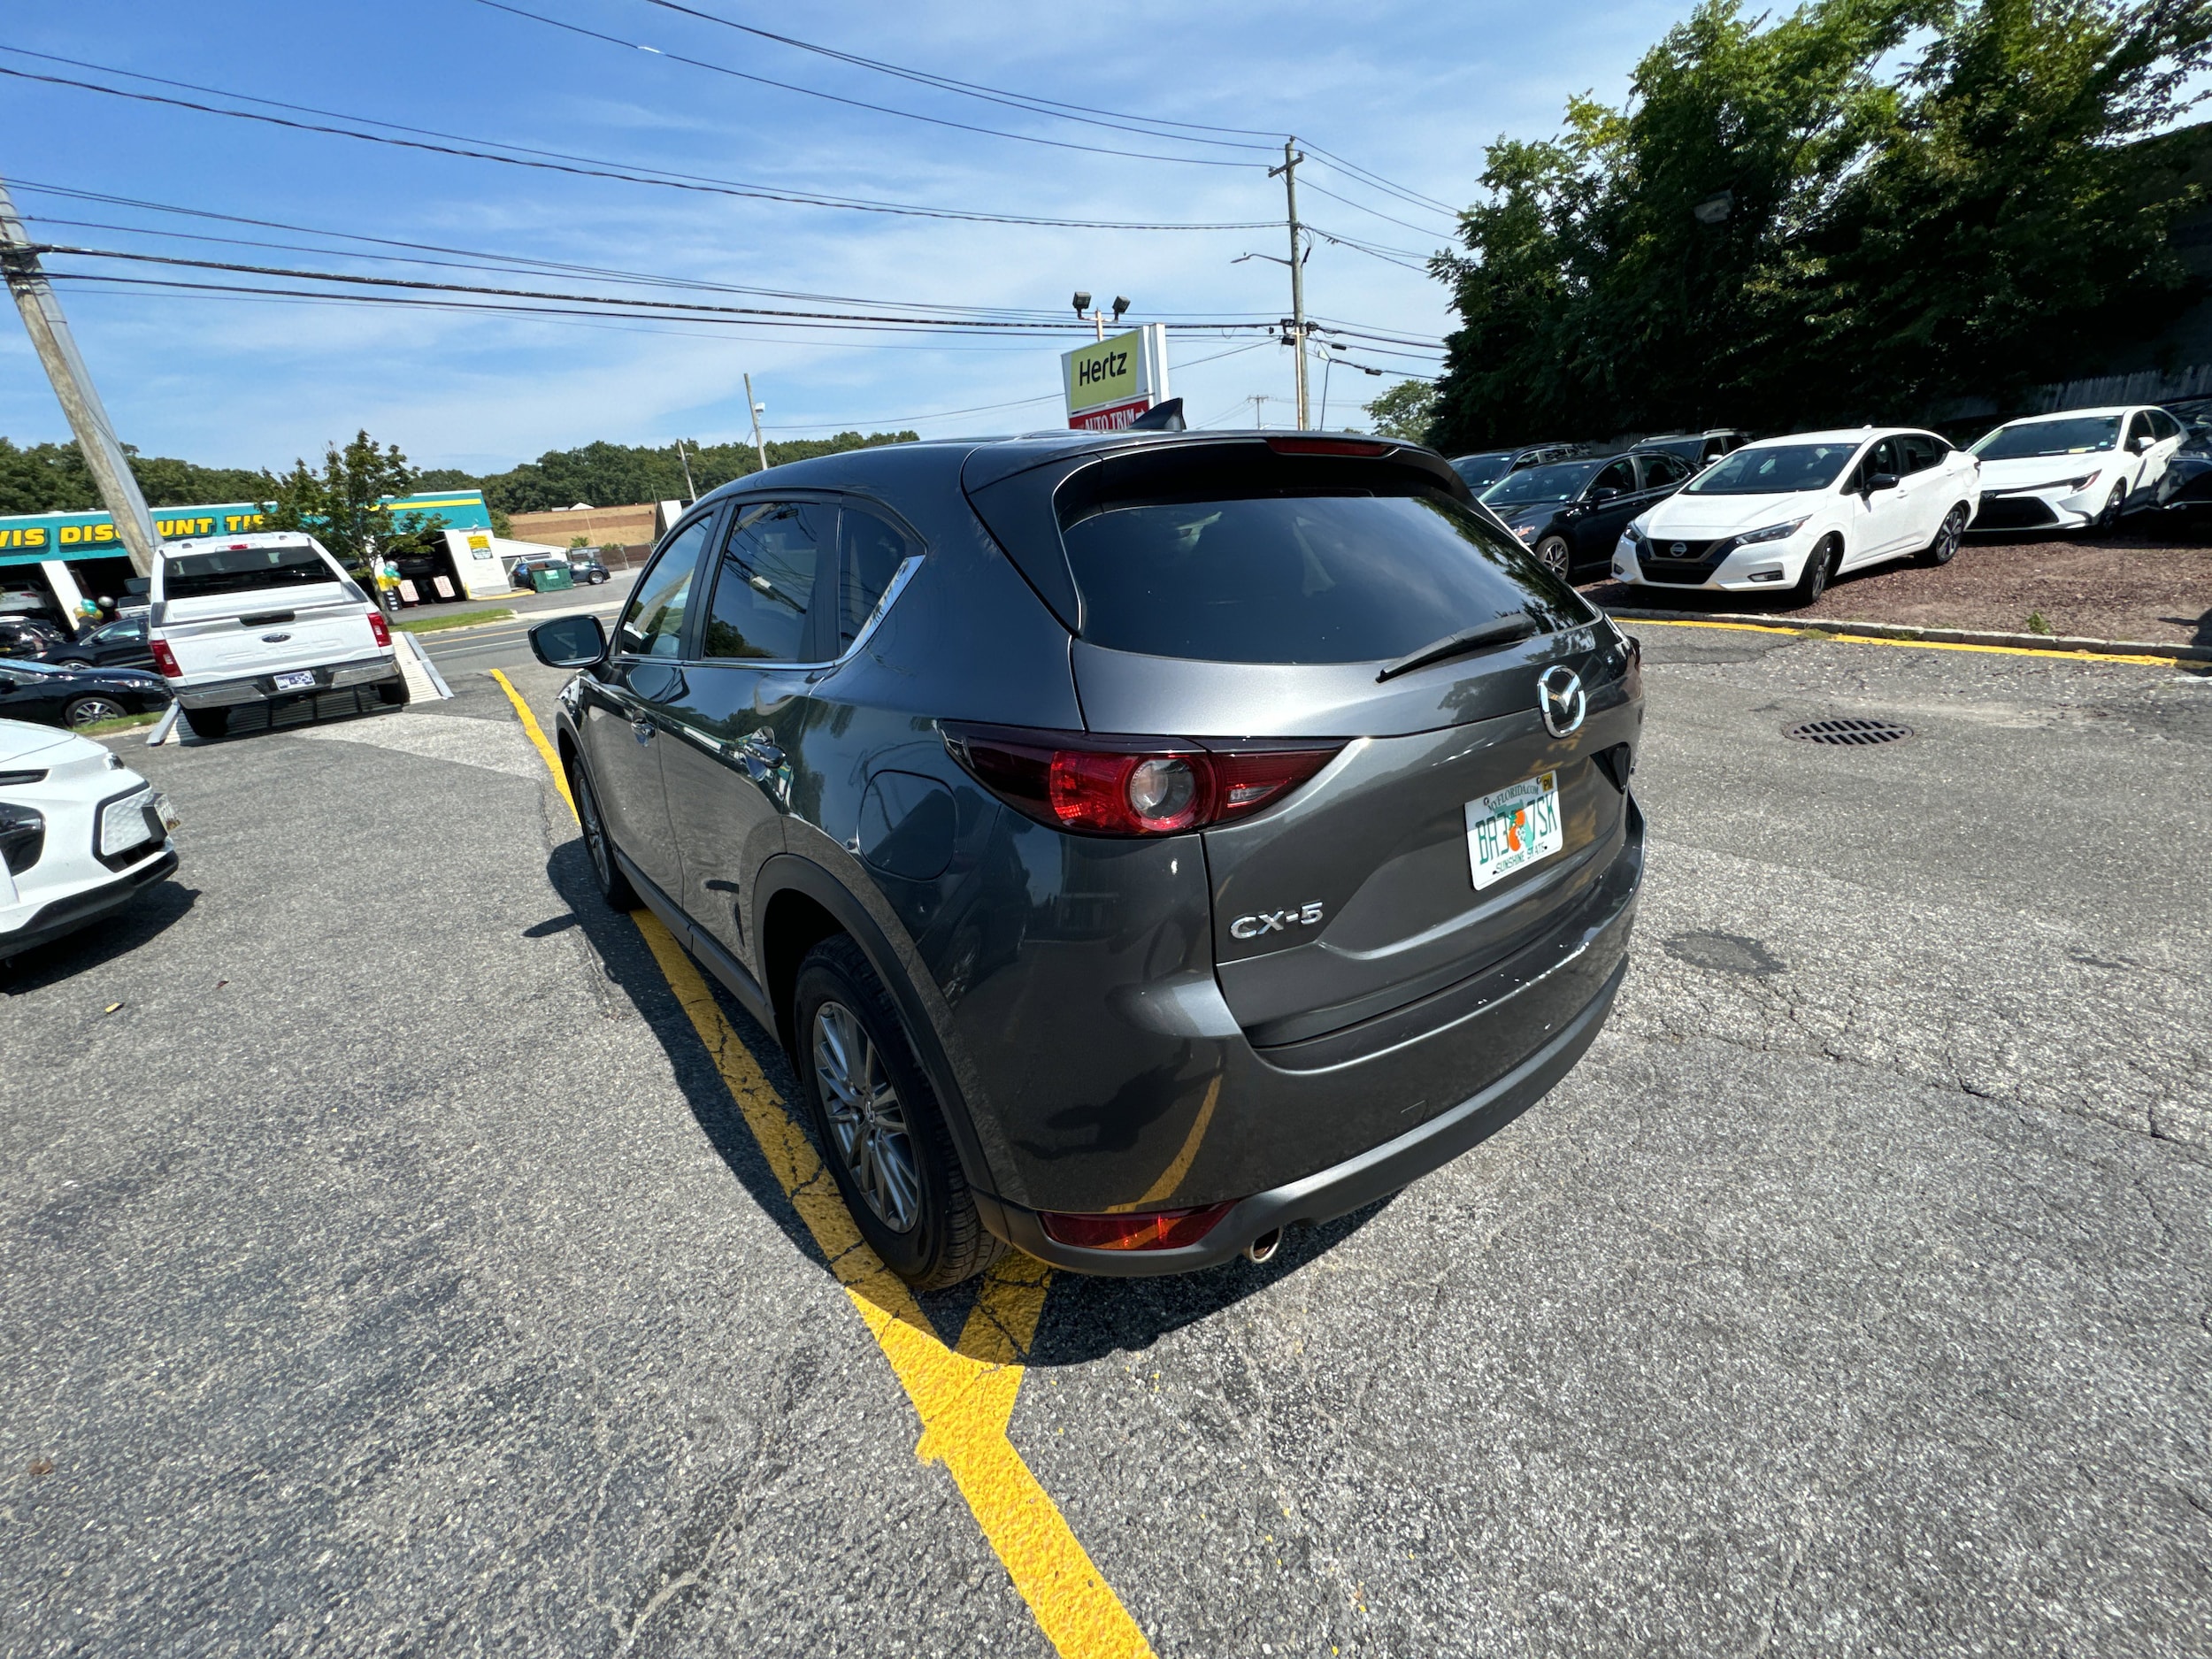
left=1899, top=435, right=1941, bottom=474
left=1061, top=490, right=1581, bottom=665
left=2127, top=411, right=2156, bottom=448
left=1449, top=452, right=1513, bottom=489
left=1686, top=443, right=1858, bottom=495
left=2149, top=409, right=2183, bottom=441
left=616, top=517, right=709, bottom=657
left=703, top=503, right=826, bottom=661
left=1591, top=458, right=1636, bottom=495
left=833, top=508, right=913, bottom=653
left=160, top=543, right=338, bottom=600
left=1481, top=461, right=1601, bottom=508
left=1972, top=417, right=2121, bottom=459
left=1640, top=453, right=1692, bottom=488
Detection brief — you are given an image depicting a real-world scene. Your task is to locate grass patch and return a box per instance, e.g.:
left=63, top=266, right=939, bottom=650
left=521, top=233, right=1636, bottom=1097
left=394, top=607, right=514, bottom=634
left=79, top=710, right=163, bottom=736
left=2024, top=611, right=2054, bottom=635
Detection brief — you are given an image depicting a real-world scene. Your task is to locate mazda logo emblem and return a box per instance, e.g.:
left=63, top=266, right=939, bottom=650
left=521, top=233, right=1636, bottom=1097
left=1536, top=664, right=1586, bottom=737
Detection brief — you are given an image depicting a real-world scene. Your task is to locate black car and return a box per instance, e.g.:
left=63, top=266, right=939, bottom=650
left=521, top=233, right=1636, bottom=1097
left=1448, top=442, right=1589, bottom=493
left=1630, top=429, right=1752, bottom=470
left=48, top=614, right=156, bottom=672
left=0, top=617, right=69, bottom=661
left=0, top=657, right=173, bottom=728
left=1479, top=449, right=1698, bottom=579
left=529, top=431, right=1645, bottom=1287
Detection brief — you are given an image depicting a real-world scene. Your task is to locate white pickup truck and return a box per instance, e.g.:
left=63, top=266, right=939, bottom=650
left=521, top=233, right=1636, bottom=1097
left=147, top=533, right=406, bottom=738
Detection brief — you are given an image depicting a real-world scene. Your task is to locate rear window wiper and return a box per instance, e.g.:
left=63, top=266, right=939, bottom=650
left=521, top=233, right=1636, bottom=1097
left=1375, top=614, right=1540, bottom=682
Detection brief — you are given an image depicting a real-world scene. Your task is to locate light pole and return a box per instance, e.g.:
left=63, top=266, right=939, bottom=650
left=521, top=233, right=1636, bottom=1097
left=743, top=373, right=769, bottom=473
left=1072, top=291, right=1131, bottom=340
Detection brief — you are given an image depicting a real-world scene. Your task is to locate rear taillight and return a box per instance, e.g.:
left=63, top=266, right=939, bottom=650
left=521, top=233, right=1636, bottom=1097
left=944, top=725, right=1340, bottom=837
left=1039, top=1203, right=1234, bottom=1251
left=366, top=609, right=391, bottom=647
left=149, top=637, right=182, bottom=680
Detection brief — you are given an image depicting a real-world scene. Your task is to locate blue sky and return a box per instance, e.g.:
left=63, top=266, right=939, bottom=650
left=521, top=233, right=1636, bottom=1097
left=0, top=0, right=1689, bottom=473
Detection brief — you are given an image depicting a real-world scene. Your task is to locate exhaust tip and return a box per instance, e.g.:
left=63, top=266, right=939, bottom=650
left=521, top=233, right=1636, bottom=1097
left=1242, top=1227, right=1283, bottom=1265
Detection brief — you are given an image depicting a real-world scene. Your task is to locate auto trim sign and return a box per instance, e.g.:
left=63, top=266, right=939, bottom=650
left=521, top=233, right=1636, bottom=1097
left=1061, top=324, right=1171, bottom=432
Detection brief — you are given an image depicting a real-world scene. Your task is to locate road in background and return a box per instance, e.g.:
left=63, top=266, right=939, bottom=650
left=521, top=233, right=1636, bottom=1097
left=2, top=630, right=2207, bottom=1656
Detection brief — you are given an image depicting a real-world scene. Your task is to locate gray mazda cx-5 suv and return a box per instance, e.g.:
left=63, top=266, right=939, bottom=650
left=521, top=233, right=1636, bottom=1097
left=530, top=429, right=1644, bottom=1287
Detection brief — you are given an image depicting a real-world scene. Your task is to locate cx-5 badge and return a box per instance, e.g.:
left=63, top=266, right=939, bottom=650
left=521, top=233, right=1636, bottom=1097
left=1538, top=664, right=1586, bottom=737
left=1231, top=901, right=1325, bottom=941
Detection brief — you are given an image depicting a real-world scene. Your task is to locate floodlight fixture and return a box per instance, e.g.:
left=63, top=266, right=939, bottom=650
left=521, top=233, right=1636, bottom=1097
left=1110, top=296, right=1130, bottom=320
left=1072, top=291, right=1092, bottom=316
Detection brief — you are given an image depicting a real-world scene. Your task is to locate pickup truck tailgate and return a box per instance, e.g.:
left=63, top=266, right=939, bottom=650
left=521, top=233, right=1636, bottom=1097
left=160, top=587, right=380, bottom=680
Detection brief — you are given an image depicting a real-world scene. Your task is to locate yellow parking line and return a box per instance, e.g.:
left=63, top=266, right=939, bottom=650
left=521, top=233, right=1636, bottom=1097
left=487, top=670, right=1156, bottom=1659
left=1626, top=616, right=2182, bottom=666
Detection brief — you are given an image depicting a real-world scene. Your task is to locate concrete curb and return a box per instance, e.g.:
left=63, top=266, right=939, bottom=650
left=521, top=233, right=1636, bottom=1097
left=1601, top=606, right=2212, bottom=664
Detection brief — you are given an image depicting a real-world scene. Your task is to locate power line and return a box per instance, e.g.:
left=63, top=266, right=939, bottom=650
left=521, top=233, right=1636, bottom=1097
left=0, top=52, right=1276, bottom=232
left=1299, top=142, right=1461, bottom=217
left=1298, top=179, right=1459, bottom=240
left=473, top=0, right=1256, bottom=169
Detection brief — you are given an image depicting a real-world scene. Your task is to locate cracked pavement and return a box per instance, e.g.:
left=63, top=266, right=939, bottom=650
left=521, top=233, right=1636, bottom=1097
left=2, top=626, right=2207, bottom=1656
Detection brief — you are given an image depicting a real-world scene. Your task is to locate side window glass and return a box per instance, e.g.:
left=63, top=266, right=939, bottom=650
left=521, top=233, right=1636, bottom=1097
left=615, top=516, right=710, bottom=658
left=1870, top=439, right=1901, bottom=480
left=1899, top=436, right=1935, bottom=474
left=1593, top=459, right=1636, bottom=495
left=704, top=502, right=827, bottom=662
left=833, top=509, right=916, bottom=654
left=1642, top=453, right=1689, bottom=488
left=2127, top=411, right=2154, bottom=447
left=2149, top=409, right=2178, bottom=441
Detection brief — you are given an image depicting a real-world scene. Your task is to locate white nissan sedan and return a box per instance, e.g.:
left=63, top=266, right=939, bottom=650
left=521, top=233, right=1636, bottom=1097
left=1613, top=427, right=1981, bottom=606
left=1967, top=405, right=2185, bottom=533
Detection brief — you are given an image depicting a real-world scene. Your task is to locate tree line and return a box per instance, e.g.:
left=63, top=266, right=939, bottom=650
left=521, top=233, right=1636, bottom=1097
left=1410, top=0, right=2212, bottom=454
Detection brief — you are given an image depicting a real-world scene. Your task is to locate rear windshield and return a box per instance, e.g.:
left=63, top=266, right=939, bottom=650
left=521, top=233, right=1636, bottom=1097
left=161, top=544, right=341, bottom=600
left=1971, top=416, right=2121, bottom=459
left=1060, top=488, right=1584, bottom=664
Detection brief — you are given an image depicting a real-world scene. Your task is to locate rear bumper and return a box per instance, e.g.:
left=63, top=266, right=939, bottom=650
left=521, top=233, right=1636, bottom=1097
left=172, top=654, right=400, bottom=708
left=982, top=945, right=1629, bottom=1275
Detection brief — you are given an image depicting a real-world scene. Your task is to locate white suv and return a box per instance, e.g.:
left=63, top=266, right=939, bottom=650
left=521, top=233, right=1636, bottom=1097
left=147, top=533, right=406, bottom=739
left=1613, top=427, right=1982, bottom=607
left=0, top=718, right=177, bottom=962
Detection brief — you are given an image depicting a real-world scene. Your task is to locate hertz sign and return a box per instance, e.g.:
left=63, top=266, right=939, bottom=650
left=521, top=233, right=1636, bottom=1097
left=1061, top=324, right=1171, bottom=432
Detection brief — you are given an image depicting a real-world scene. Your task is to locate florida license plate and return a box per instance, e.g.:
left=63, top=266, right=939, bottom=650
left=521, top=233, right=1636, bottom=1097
left=273, top=671, right=316, bottom=691
left=1465, top=771, right=1563, bottom=890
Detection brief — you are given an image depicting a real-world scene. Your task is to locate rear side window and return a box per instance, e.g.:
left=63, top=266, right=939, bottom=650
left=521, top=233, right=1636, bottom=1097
left=160, top=543, right=338, bottom=600
left=833, top=509, right=913, bottom=653
left=1060, top=486, right=1582, bottom=664
left=1640, top=453, right=1692, bottom=488
left=1899, top=435, right=1942, bottom=473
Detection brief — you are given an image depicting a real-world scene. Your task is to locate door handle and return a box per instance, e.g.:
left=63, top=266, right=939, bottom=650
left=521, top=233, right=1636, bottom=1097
left=739, top=730, right=784, bottom=781
left=631, top=717, right=655, bottom=745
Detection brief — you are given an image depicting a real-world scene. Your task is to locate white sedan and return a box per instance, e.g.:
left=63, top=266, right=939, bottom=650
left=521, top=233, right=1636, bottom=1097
left=1612, top=427, right=1982, bottom=606
left=1967, top=405, right=2186, bottom=532
left=0, top=718, right=178, bottom=963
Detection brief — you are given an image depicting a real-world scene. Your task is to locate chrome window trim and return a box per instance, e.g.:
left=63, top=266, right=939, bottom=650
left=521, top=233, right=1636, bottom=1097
left=691, top=552, right=924, bottom=674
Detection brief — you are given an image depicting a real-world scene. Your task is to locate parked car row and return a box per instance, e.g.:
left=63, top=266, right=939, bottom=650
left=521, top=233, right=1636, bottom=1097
left=1451, top=402, right=2200, bottom=603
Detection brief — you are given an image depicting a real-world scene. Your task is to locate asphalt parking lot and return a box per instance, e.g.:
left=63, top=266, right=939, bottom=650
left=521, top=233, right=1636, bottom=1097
left=4, top=624, right=2208, bottom=1657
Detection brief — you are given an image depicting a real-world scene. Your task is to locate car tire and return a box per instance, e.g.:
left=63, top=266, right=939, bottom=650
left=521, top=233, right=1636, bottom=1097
left=1787, top=535, right=1839, bottom=609
left=569, top=760, right=640, bottom=910
left=2094, top=484, right=2125, bottom=532
left=1920, top=503, right=1968, bottom=566
left=181, top=706, right=230, bottom=739
left=1533, top=534, right=1573, bottom=580
left=795, top=934, right=1002, bottom=1291
left=376, top=678, right=410, bottom=707
left=62, top=695, right=127, bottom=727
left=589, top=572, right=608, bottom=585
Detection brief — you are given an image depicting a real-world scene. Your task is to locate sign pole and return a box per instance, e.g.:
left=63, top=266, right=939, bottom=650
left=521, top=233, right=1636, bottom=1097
left=744, top=373, right=770, bottom=474
left=0, top=175, right=157, bottom=579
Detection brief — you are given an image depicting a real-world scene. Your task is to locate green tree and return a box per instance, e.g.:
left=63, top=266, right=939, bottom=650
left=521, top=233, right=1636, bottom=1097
left=1428, top=0, right=2212, bottom=451
left=473, top=431, right=920, bottom=513
left=0, top=436, right=269, bottom=513
left=1363, top=380, right=1440, bottom=443
left=258, top=430, right=442, bottom=578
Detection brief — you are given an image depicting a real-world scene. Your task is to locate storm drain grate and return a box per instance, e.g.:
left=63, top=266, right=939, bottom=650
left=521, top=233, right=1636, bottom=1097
left=1783, top=716, right=1915, bottom=747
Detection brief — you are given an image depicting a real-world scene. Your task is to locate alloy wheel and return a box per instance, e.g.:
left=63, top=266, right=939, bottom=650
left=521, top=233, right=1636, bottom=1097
left=577, top=771, right=613, bottom=887
left=1535, top=535, right=1571, bottom=579
left=812, top=1000, right=920, bottom=1233
left=1932, top=507, right=1964, bottom=565
left=65, top=696, right=125, bottom=726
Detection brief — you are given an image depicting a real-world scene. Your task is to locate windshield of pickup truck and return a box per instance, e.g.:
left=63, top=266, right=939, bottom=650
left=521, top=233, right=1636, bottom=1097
left=160, top=544, right=342, bottom=601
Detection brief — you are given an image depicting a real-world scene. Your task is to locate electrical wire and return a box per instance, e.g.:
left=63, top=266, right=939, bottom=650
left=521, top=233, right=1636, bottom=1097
left=0, top=51, right=1276, bottom=231
left=1299, top=179, right=1459, bottom=240
left=473, top=0, right=1256, bottom=168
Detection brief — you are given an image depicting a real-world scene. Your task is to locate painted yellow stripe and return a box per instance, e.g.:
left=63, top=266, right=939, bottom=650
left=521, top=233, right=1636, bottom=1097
left=487, top=669, right=1156, bottom=1659
left=1627, top=616, right=2182, bottom=667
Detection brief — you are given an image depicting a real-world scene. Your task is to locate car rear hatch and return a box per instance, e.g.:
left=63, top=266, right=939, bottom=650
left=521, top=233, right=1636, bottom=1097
left=153, top=542, right=379, bottom=681
left=967, top=434, right=1641, bottom=1059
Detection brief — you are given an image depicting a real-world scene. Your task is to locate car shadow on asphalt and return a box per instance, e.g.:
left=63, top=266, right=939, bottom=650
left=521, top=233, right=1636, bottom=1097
left=0, top=879, right=199, bottom=995
left=537, top=834, right=1394, bottom=1359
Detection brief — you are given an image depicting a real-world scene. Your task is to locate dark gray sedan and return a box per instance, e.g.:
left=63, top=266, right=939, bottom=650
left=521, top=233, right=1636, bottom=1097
left=531, top=432, right=1645, bottom=1286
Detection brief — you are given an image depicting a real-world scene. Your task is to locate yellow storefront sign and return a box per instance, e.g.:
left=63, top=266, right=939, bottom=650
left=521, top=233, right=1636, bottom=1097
left=1064, top=330, right=1141, bottom=411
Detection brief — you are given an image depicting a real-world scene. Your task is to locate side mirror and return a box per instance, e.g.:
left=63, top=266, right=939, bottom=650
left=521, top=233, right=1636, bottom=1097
left=1865, top=472, right=1900, bottom=493
left=531, top=614, right=607, bottom=668
left=1590, top=486, right=1622, bottom=502
left=2131, top=434, right=2153, bottom=453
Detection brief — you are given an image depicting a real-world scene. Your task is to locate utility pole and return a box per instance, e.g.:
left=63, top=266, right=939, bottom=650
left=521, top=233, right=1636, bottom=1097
left=672, top=437, right=696, bottom=503
left=1270, top=140, right=1310, bottom=429
left=744, top=373, right=769, bottom=473
left=0, top=175, right=158, bottom=579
